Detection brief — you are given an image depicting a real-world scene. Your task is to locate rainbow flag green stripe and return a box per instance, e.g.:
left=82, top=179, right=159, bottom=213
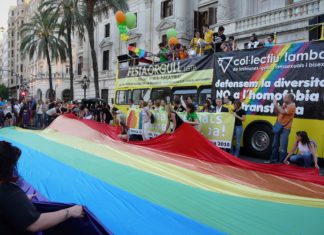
left=1, top=126, right=324, bottom=235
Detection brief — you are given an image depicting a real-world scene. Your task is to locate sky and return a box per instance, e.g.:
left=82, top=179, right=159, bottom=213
left=0, top=0, right=16, bottom=29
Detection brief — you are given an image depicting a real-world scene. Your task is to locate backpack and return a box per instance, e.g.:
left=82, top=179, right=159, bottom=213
left=150, top=112, right=155, bottom=124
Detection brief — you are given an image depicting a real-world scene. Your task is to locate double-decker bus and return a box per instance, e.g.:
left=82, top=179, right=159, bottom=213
left=114, top=41, right=324, bottom=159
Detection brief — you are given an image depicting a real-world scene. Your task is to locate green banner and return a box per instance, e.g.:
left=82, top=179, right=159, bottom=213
left=126, top=109, right=235, bottom=149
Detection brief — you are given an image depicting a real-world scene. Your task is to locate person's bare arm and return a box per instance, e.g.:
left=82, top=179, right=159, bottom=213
left=27, top=205, right=83, bottom=233
left=284, top=141, right=298, bottom=163
left=171, top=113, right=177, bottom=133
left=309, top=144, right=319, bottom=169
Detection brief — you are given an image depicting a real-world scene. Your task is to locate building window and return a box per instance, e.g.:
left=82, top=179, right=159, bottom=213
left=161, top=0, right=173, bottom=19
left=101, top=89, right=109, bottom=102
left=11, top=11, right=14, bottom=16
left=195, top=7, right=217, bottom=32
left=103, top=50, right=109, bottom=71
left=20, top=64, right=23, bottom=73
left=77, top=56, right=83, bottom=75
left=104, top=23, right=110, bottom=38
left=287, top=0, right=302, bottom=4
left=65, top=66, right=70, bottom=75
left=162, top=34, right=167, bottom=46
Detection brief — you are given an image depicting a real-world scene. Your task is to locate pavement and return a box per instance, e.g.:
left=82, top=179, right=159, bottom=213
left=240, top=155, right=324, bottom=176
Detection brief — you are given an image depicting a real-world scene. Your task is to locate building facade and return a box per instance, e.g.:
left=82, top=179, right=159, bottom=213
left=0, top=29, right=9, bottom=88
left=75, top=0, right=324, bottom=103
left=3, top=0, right=324, bottom=102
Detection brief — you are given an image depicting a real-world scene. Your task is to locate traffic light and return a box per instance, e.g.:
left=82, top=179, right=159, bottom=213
left=20, top=91, right=26, bottom=97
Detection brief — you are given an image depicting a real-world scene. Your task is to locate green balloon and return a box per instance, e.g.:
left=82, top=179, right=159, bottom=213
left=126, top=12, right=137, bottom=29
left=166, top=28, right=177, bottom=40
left=118, top=24, right=128, bottom=34
left=117, top=21, right=126, bottom=26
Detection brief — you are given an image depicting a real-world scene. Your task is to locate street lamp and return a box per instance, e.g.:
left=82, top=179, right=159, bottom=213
left=81, top=75, right=90, bottom=99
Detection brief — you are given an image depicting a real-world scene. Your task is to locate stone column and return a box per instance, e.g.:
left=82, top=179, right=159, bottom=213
left=144, top=0, right=153, bottom=53
left=217, top=0, right=230, bottom=24
left=174, top=0, right=190, bottom=41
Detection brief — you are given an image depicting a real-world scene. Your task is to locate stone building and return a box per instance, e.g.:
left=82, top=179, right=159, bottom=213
left=4, top=0, right=324, bottom=102
left=0, top=29, right=9, bottom=88
left=76, top=0, right=324, bottom=103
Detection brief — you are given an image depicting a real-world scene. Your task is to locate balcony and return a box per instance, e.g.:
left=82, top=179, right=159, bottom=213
left=214, top=0, right=321, bottom=35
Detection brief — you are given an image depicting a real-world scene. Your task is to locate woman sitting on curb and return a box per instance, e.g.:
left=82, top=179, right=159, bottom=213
left=284, top=131, right=319, bottom=169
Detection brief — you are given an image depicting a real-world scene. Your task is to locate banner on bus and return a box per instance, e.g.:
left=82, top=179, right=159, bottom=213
left=214, top=41, right=324, bottom=120
left=117, top=55, right=214, bottom=88
left=126, top=109, right=235, bottom=149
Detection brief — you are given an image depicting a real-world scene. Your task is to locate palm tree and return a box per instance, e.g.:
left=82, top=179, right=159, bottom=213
left=79, top=0, right=128, bottom=98
left=40, top=0, right=84, bottom=101
left=21, top=10, right=67, bottom=101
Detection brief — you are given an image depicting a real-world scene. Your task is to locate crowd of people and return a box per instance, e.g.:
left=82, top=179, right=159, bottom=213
left=156, top=25, right=276, bottom=62
left=0, top=97, right=115, bottom=129
left=0, top=92, right=319, bottom=170
left=123, top=94, right=319, bottom=170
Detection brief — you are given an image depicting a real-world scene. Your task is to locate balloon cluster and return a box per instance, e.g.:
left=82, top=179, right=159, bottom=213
left=166, top=28, right=178, bottom=46
left=115, top=11, right=137, bottom=42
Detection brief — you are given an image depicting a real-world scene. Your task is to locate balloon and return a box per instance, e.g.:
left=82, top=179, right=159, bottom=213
left=115, top=11, right=126, bottom=24
left=120, top=33, right=129, bottom=42
left=117, top=21, right=126, bottom=26
left=126, top=12, right=137, bottom=29
left=118, top=25, right=128, bottom=34
left=166, top=28, right=177, bottom=40
left=168, top=37, right=178, bottom=46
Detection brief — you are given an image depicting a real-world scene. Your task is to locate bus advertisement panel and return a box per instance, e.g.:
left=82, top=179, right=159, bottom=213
left=214, top=41, right=324, bottom=157
left=117, top=54, right=214, bottom=88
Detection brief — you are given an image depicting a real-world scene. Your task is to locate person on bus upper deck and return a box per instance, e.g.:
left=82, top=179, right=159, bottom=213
left=247, top=33, right=259, bottom=49
left=283, top=131, right=319, bottom=169
left=190, top=32, right=203, bottom=56
left=213, top=26, right=226, bottom=53
left=157, top=43, right=169, bottom=63
left=267, top=93, right=296, bottom=164
left=228, top=36, right=238, bottom=51
left=202, top=24, right=214, bottom=55
left=231, top=100, right=246, bottom=157
left=214, top=98, right=229, bottom=113
left=265, top=34, right=275, bottom=47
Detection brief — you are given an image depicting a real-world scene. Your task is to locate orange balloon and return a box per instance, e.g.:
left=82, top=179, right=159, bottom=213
left=168, top=37, right=178, bottom=46
left=116, top=11, right=126, bottom=24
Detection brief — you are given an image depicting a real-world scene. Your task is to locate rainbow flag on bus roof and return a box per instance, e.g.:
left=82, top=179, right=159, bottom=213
left=1, top=114, right=324, bottom=235
left=128, top=46, right=148, bottom=58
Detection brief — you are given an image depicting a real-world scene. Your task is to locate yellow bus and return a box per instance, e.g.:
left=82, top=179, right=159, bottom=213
left=114, top=42, right=324, bottom=159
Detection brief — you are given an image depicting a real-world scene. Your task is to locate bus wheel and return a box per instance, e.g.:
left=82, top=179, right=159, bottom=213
left=245, top=123, right=273, bottom=158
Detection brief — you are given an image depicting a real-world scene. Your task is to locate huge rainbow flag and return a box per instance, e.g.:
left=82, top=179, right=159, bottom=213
left=1, top=114, right=324, bottom=235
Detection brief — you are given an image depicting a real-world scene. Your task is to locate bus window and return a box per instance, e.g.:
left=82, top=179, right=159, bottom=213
left=151, top=88, right=172, bottom=103
left=116, top=90, right=129, bottom=105
left=132, top=89, right=151, bottom=104
left=172, top=87, right=197, bottom=103
left=199, top=87, right=212, bottom=105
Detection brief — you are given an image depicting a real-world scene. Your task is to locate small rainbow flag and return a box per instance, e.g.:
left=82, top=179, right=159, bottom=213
left=1, top=114, right=324, bottom=235
left=128, top=46, right=148, bottom=58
